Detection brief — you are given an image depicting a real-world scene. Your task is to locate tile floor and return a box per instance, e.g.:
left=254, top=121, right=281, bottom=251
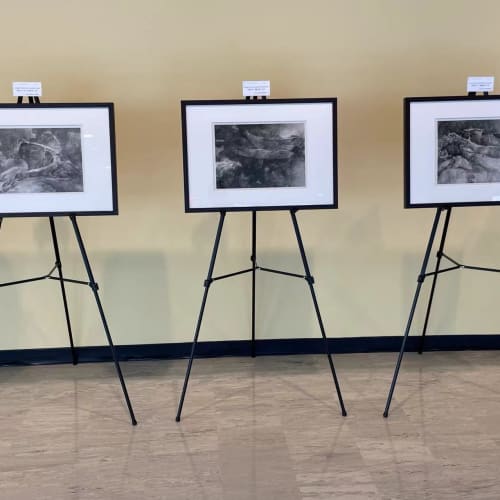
left=1, top=351, right=500, bottom=499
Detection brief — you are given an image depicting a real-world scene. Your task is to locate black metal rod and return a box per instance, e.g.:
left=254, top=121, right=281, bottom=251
left=70, top=215, right=137, bottom=426
left=47, top=276, right=91, bottom=286
left=251, top=210, right=257, bottom=358
left=419, top=207, right=452, bottom=354
left=211, top=264, right=312, bottom=283
left=422, top=265, right=460, bottom=278
left=176, top=211, right=226, bottom=422
left=463, top=264, right=500, bottom=273
left=50, top=217, right=77, bottom=365
left=212, top=268, right=253, bottom=281
left=258, top=267, right=305, bottom=279
left=0, top=275, right=47, bottom=287
left=0, top=264, right=60, bottom=288
left=441, top=251, right=500, bottom=273
left=290, top=210, right=347, bottom=417
left=383, top=207, right=443, bottom=418
left=46, top=264, right=58, bottom=276
left=441, top=253, right=461, bottom=267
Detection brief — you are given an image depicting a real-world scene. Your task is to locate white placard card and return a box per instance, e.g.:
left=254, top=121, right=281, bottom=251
left=12, top=82, right=42, bottom=97
left=242, top=80, right=271, bottom=97
left=467, top=76, right=494, bottom=93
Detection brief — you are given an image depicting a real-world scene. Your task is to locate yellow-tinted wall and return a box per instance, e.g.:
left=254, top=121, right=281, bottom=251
left=1, top=0, right=500, bottom=350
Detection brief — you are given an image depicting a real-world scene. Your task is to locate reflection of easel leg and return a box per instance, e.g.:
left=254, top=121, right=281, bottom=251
left=176, top=211, right=226, bottom=422
left=251, top=210, right=257, bottom=358
left=69, top=215, right=137, bottom=425
left=418, top=208, right=452, bottom=354
left=383, top=207, right=443, bottom=418
left=290, top=210, right=347, bottom=416
left=49, top=217, right=77, bottom=365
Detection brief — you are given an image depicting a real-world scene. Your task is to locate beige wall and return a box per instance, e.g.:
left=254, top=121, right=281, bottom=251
left=0, top=0, right=500, bottom=349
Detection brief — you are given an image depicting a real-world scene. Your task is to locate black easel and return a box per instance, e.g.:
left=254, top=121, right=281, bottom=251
left=176, top=97, right=346, bottom=420
left=383, top=91, right=499, bottom=418
left=0, top=95, right=137, bottom=425
left=175, top=210, right=347, bottom=421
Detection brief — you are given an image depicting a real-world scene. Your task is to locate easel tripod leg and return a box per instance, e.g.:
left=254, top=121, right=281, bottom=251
left=418, top=207, right=452, bottom=354
left=176, top=211, right=226, bottom=422
left=49, top=217, right=77, bottom=365
left=69, top=215, right=137, bottom=426
left=251, top=210, right=257, bottom=358
left=290, top=210, right=347, bottom=417
left=383, top=208, right=443, bottom=418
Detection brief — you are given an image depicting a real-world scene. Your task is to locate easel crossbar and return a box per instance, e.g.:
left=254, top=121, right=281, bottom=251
left=422, top=265, right=460, bottom=279
left=258, top=266, right=306, bottom=279
left=441, top=253, right=461, bottom=266
left=421, top=252, right=500, bottom=278
left=212, top=268, right=253, bottom=281
left=0, top=275, right=49, bottom=287
left=0, top=267, right=92, bottom=288
left=211, top=265, right=306, bottom=283
left=441, top=252, right=500, bottom=273
left=47, top=276, right=92, bottom=286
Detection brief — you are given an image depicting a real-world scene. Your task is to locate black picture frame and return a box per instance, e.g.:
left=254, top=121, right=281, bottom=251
left=0, top=102, right=117, bottom=217
left=405, top=94, right=500, bottom=208
left=181, top=98, right=338, bottom=212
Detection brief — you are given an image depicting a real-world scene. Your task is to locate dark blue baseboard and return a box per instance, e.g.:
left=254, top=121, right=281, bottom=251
left=0, top=335, right=499, bottom=366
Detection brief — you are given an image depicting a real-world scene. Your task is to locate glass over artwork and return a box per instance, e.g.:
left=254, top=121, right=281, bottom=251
left=405, top=96, right=500, bottom=207
left=437, top=119, right=500, bottom=184
left=0, top=103, right=116, bottom=217
left=214, top=122, right=305, bottom=189
left=0, top=127, right=83, bottom=194
left=182, top=98, right=336, bottom=211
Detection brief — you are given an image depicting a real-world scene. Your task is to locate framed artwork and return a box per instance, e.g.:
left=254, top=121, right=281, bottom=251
left=0, top=103, right=117, bottom=217
left=181, top=98, right=337, bottom=212
left=405, top=95, right=500, bottom=208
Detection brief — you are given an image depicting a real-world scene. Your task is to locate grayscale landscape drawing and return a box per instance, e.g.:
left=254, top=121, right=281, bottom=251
left=0, top=127, right=83, bottom=193
left=214, top=122, right=305, bottom=189
left=438, top=119, right=500, bottom=184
